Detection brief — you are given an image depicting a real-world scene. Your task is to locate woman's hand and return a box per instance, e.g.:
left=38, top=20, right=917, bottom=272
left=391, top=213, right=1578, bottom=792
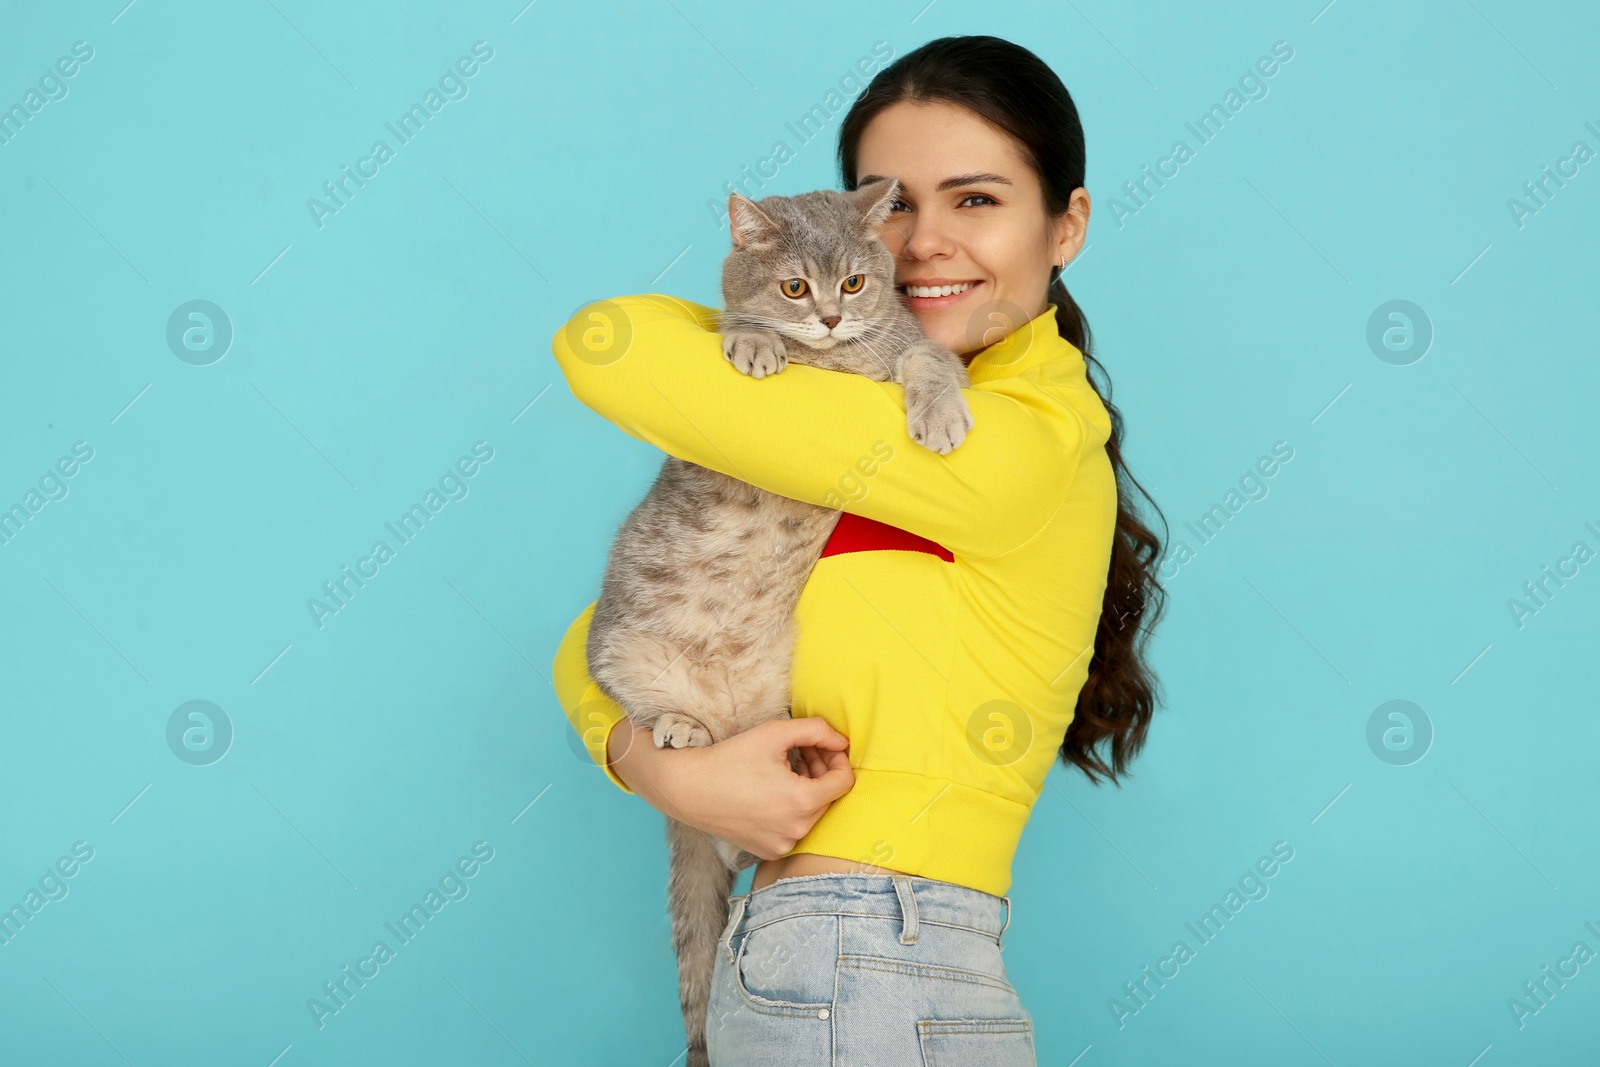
left=607, top=716, right=854, bottom=861
left=788, top=743, right=842, bottom=779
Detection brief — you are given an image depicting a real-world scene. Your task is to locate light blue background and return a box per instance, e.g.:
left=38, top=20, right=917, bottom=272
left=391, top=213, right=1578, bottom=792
left=2, top=0, right=1597, bottom=1064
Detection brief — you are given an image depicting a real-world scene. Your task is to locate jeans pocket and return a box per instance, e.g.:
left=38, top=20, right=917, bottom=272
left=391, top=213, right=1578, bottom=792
left=916, top=1017, right=1036, bottom=1066
left=732, top=914, right=837, bottom=1016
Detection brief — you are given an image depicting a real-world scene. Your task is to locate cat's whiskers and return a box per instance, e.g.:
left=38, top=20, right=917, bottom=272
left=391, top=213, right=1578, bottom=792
left=844, top=322, right=900, bottom=379
left=717, top=310, right=798, bottom=330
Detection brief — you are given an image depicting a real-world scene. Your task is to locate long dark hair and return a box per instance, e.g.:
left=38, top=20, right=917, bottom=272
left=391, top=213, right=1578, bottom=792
left=837, top=34, right=1169, bottom=785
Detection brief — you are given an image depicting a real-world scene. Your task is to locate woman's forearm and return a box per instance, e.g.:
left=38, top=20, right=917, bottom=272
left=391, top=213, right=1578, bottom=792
left=606, top=721, right=728, bottom=836
left=604, top=716, right=855, bottom=862
left=606, top=719, right=679, bottom=810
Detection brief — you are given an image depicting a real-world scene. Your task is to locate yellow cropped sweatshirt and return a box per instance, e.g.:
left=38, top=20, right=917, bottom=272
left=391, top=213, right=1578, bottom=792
left=549, top=293, right=1118, bottom=898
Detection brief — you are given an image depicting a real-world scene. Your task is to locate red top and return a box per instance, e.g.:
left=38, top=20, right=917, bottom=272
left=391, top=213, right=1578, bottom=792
left=818, top=511, right=954, bottom=562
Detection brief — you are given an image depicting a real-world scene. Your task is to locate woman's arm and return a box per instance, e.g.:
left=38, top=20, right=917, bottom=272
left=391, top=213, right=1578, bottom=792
left=551, top=601, right=637, bottom=794
left=550, top=294, right=1090, bottom=560
left=607, top=715, right=855, bottom=860
left=551, top=602, right=856, bottom=858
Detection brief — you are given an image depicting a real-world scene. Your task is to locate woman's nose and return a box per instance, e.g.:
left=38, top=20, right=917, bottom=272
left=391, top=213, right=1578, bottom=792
left=900, top=219, right=955, bottom=261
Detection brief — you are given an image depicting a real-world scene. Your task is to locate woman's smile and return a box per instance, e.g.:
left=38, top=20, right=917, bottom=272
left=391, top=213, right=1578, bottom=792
left=897, top=278, right=983, bottom=311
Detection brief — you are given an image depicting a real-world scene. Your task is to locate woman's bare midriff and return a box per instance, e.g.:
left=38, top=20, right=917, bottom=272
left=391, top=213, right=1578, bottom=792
left=750, top=851, right=906, bottom=891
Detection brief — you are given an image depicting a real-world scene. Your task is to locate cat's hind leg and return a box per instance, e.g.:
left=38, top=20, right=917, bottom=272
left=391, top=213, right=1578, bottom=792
left=654, top=712, right=713, bottom=749
left=588, top=626, right=726, bottom=749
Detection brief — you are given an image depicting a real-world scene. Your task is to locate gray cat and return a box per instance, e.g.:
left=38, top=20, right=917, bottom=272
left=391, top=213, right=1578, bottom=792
left=584, top=177, right=973, bottom=1067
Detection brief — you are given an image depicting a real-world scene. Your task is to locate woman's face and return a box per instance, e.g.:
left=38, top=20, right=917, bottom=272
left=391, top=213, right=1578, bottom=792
left=856, top=99, right=1090, bottom=358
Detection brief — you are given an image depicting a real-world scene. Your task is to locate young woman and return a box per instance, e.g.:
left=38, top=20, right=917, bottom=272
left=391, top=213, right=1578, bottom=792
left=550, top=34, right=1166, bottom=1066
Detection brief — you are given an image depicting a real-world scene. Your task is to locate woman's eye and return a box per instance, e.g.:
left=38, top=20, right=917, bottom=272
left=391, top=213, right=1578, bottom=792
left=840, top=274, right=864, bottom=293
left=888, top=198, right=910, bottom=213
left=960, top=193, right=997, bottom=207
left=780, top=278, right=809, bottom=298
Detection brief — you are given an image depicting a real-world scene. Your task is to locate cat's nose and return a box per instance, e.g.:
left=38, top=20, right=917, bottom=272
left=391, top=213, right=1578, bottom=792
left=820, top=315, right=841, bottom=329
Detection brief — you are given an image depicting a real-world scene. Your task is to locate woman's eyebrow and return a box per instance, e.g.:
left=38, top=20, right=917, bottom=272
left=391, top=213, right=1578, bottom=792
left=860, top=171, right=1014, bottom=192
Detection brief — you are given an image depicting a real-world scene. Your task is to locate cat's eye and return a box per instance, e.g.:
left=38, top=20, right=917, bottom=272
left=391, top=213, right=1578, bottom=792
left=840, top=274, right=864, bottom=293
left=780, top=278, right=809, bottom=298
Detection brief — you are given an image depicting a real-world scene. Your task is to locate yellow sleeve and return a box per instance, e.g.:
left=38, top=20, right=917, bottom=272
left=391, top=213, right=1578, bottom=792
left=551, top=601, right=635, bottom=795
left=551, top=294, right=1087, bottom=560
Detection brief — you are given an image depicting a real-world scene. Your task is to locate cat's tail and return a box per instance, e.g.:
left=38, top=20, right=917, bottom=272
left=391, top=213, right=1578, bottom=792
left=666, top=817, right=740, bottom=1067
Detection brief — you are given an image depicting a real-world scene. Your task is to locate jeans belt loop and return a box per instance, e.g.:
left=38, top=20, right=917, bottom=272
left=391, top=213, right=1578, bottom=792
left=891, top=873, right=919, bottom=944
left=997, top=894, right=1012, bottom=950
left=721, top=893, right=748, bottom=965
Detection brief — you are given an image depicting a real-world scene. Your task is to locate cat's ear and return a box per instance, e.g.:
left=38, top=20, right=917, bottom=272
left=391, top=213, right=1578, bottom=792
left=728, top=194, right=781, bottom=249
left=851, top=177, right=900, bottom=229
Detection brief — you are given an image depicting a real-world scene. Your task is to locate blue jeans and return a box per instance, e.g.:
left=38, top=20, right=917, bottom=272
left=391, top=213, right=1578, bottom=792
left=705, top=871, right=1037, bottom=1065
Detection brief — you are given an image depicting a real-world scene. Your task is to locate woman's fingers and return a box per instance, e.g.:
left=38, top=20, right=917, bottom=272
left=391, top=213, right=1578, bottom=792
left=799, top=757, right=855, bottom=804
left=764, top=717, right=850, bottom=781
left=767, top=714, right=849, bottom=752
left=786, top=743, right=849, bottom=779
left=788, top=745, right=819, bottom=778
left=786, top=746, right=811, bottom=776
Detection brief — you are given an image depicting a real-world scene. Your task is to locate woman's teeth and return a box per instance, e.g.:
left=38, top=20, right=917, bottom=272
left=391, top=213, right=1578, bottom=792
left=903, top=282, right=976, bottom=298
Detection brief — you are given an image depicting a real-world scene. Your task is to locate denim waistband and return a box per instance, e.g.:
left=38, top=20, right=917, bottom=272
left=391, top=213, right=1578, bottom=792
left=721, top=872, right=1013, bottom=966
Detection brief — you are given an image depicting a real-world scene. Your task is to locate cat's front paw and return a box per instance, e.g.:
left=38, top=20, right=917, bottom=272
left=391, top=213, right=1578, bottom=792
left=652, top=713, right=712, bottom=749
left=722, top=329, right=787, bottom=378
left=907, top=387, right=974, bottom=454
